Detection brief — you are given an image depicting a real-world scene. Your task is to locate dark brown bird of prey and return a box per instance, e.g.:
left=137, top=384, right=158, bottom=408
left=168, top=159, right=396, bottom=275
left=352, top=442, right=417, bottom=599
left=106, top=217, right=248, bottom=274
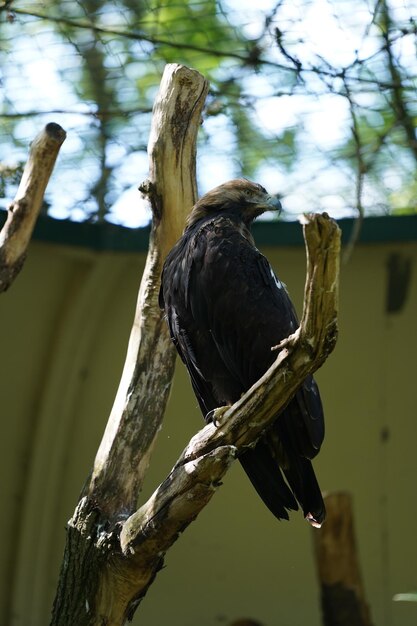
left=159, top=179, right=325, bottom=526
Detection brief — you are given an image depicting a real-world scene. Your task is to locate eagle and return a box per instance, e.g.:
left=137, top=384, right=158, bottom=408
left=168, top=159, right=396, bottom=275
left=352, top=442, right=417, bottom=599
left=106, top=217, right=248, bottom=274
left=159, top=179, right=325, bottom=527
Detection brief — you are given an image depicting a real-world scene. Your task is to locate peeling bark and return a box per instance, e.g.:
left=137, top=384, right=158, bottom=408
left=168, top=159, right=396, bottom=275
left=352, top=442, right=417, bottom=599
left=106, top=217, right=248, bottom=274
left=50, top=64, right=210, bottom=626
left=85, top=64, right=209, bottom=521
left=0, top=122, right=66, bottom=292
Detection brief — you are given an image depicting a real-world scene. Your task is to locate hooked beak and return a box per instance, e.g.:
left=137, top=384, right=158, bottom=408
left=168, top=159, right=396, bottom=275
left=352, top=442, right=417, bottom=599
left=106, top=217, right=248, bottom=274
left=242, top=189, right=283, bottom=224
left=266, top=194, right=282, bottom=214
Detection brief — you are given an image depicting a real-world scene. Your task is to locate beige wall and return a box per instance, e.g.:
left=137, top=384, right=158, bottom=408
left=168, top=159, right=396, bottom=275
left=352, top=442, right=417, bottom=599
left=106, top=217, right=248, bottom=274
left=0, top=236, right=416, bottom=626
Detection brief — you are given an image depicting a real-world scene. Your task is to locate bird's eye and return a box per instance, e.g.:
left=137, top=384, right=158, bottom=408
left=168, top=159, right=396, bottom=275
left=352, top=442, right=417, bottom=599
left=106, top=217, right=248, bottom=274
left=244, top=189, right=254, bottom=197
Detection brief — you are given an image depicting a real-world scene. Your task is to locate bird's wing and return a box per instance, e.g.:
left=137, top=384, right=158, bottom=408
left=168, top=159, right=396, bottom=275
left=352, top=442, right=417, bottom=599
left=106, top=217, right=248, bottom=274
left=185, top=225, right=292, bottom=381
left=160, top=216, right=325, bottom=523
left=160, top=230, right=222, bottom=416
left=160, top=217, right=324, bottom=452
left=185, top=218, right=324, bottom=455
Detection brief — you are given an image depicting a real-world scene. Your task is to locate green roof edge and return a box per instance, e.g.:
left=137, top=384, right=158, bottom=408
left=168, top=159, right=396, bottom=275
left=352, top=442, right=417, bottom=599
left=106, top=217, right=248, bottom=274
left=1, top=211, right=416, bottom=252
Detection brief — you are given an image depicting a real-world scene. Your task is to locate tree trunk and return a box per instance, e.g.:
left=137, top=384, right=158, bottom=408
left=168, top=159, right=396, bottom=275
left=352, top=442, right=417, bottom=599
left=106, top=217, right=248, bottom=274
left=50, top=63, right=209, bottom=626
left=312, top=492, right=374, bottom=626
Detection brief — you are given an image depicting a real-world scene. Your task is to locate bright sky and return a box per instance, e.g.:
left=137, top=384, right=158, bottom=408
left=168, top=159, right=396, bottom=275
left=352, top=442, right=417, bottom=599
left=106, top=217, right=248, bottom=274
left=1, top=0, right=416, bottom=225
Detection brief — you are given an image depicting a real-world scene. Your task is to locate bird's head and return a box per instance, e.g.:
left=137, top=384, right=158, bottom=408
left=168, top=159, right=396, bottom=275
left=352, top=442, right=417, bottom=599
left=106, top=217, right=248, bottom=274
left=186, top=179, right=282, bottom=228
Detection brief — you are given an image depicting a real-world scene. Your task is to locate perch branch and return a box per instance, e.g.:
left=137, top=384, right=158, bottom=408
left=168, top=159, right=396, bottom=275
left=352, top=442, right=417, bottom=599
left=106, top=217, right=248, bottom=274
left=51, top=64, right=339, bottom=626
left=0, top=122, right=66, bottom=292
left=118, top=212, right=340, bottom=603
left=51, top=64, right=209, bottom=626
left=84, top=63, right=209, bottom=520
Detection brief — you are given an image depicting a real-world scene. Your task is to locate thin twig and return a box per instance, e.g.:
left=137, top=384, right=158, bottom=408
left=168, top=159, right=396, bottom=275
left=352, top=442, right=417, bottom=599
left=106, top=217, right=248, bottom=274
left=342, top=81, right=366, bottom=263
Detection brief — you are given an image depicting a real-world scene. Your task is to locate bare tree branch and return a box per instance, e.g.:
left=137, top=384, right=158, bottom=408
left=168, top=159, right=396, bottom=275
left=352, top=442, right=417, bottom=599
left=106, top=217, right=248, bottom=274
left=0, top=122, right=66, bottom=292
left=342, top=81, right=366, bottom=263
left=53, top=210, right=339, bottom=626
left=0, top=107, right=152, bottom=120
left=119, top=210, right=340, bottom=572
left=11, top=7, right=282, bottom=70
left=379, top=0, right=417, bottom=164
left=51, top=64, right=340, bottom=625
left=11, top=6, right=413, bottom=90
left=83, top=64, right=209, bottom=521
left=51, top=63, right=210, bottom=626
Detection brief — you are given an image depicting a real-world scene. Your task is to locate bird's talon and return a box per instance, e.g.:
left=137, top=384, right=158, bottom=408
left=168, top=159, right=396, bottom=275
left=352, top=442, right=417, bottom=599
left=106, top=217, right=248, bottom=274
left=205, top=409, right=216, bottom=425
left=271, top=329, right=300, bottom=352
left=205, top=406, right=228, bottom=427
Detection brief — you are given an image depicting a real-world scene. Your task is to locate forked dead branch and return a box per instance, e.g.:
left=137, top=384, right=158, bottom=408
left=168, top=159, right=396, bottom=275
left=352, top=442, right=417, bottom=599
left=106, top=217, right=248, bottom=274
left=41, top=64, right=340, bottom=625
left=120, top=210, right=340, bottom=561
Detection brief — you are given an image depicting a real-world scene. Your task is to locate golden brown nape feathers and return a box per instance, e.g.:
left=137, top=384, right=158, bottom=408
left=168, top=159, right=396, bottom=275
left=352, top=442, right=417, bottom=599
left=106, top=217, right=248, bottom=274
left=185, top=178, right=281, bottom=228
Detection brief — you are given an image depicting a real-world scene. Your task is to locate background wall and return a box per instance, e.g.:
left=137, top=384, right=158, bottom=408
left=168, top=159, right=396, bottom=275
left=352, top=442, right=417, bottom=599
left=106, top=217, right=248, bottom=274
left=0, top=222, right=416, bottom=626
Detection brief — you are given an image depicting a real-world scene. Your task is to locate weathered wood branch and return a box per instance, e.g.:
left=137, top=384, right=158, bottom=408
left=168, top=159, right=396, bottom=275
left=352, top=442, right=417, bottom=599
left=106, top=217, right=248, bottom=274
left=51, top=64, right=209, bottom=626
left=52, top=209, right=340, bottom=625
left=84, top=64, right=209, bottom=520
left=120, top=212, right=340, bottom=565
left=312, top=492, right=374, bottom=626
left=0, top=122, right=66, bottom=292
left=51, top=63, right=340, bottom=626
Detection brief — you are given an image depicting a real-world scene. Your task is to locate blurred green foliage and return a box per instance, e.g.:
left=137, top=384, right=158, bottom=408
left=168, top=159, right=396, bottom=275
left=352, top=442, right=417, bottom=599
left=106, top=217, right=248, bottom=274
left=1, top=0, right=416, bottom=223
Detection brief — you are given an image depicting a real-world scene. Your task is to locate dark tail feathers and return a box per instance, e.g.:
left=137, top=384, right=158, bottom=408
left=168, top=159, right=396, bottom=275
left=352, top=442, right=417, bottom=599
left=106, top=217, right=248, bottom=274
left=239, top=441, right=325, bottom=526
left=284, top=455, right=325, bottom=527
